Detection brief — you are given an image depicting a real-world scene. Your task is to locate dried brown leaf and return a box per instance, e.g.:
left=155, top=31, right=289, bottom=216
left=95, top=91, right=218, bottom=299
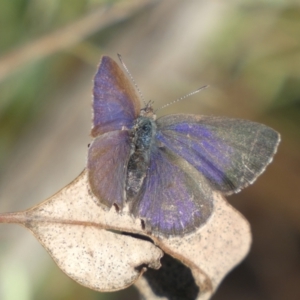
left=0, top=170, right=163, bottom=292
left=0, top=170, right=251, bottom=299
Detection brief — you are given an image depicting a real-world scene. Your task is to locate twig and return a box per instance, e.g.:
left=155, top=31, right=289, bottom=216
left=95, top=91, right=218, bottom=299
left=0, top=0, right=158, bottom=83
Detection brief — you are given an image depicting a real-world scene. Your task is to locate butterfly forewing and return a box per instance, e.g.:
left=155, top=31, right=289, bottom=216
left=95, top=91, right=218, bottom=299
left=92, top=56, right=141, bottom=137
left=156, top=114, right=280, bottom=195
left=131, top=146, right=214, bottom=237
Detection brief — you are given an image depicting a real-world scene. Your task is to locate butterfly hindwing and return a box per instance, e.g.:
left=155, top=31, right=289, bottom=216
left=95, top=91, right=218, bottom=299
left=156, top=114, right=280, bottom=195
left=88, top=130, right=131, bottom=209
left=131, top=146, right=214, bottom=237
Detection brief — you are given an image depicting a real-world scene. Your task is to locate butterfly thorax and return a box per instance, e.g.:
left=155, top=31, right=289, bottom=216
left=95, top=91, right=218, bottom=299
left=126, top=115, right=156, bottom=201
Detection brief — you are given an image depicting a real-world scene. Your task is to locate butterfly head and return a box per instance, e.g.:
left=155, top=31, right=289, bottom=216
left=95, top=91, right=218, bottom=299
left=140, top=100, right=156, bottom=120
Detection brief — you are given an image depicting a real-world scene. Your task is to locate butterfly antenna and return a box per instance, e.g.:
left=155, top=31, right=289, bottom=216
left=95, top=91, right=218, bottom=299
left=117, top=54, right=146, bottom=106
left=156, top=85, right=209, bottom=112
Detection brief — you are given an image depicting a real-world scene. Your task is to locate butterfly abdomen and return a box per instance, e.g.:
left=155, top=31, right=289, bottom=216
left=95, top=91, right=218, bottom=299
left=126, top=116, right=156, bottom=200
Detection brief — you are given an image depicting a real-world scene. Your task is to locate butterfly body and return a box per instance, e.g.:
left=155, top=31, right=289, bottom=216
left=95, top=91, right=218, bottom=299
left=126, top=113, right=156, bottom=201
left=87, top=56, right=280, bottom=237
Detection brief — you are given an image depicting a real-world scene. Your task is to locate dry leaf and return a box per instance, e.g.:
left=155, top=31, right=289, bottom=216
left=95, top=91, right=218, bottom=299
left=0, top=170, right=251, bottom=299
left=0, top=170, right=163, bottom=292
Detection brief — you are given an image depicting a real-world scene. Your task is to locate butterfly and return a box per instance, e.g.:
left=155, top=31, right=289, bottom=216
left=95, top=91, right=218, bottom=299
left=87, top=56, right=280, bottom=238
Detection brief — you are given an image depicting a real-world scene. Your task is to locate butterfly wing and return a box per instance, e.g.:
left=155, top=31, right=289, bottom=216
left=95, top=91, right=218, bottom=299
left=88, top=130, right=131, bottom=209
left=91, top=56, right=141, bottom=137
left=131, top=146, right=214, bottom=237
left=156, top=114, right=280, bottom=195
left=88, top=56, right=140, bottom=208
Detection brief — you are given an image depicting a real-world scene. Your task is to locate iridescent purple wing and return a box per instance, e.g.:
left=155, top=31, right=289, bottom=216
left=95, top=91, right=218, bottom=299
left=88, top=56, right=141, bottom=209
left=88, top=130, right=131, bottom=209
left=91, top=56, right=141, bottom=137
left=131, top=146, right=213, bottom=237
left=156, top=114, right=280, bottom=195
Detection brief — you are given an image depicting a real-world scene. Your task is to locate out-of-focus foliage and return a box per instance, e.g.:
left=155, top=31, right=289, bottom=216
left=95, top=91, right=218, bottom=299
left=0, top=1, right=299, bottom=300
left=205, top=4, right=300, bottom=109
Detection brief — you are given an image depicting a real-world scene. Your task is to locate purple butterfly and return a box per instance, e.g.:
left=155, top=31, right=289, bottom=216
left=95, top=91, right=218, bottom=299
left=87, top=56, right=280, bottom=237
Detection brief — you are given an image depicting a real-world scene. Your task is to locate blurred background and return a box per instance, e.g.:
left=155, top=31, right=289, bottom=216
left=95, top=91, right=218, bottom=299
left=0, top=0, right=299, bottom=299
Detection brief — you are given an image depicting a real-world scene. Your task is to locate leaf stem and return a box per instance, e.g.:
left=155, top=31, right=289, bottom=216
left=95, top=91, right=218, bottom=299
left=0, top=212, right=27, bottom=224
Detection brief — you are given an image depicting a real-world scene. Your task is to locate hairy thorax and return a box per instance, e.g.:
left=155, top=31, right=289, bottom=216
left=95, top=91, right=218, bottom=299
left=126, top=116, right=156, bottom=200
